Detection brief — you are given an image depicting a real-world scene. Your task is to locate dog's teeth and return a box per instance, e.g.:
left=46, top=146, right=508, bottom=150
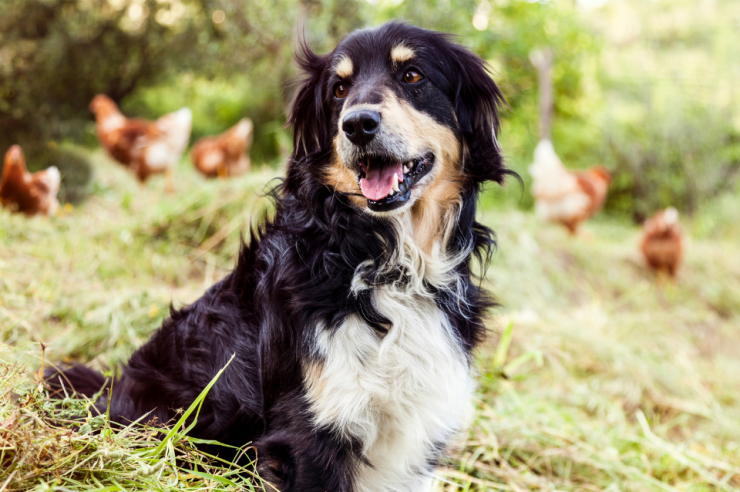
left=392, top=173, right=400, bottom=192
left=403, top=164, right=410, bottom=173
left=389, top=189, right=394, bottom=196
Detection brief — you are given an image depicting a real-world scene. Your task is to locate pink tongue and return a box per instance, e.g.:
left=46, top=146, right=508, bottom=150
left=360, top=160, right=402, bottom=201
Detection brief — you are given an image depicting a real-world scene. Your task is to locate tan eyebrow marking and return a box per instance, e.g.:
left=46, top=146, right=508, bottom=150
left=391, top=44, right=415, bottom=64
left=335, top=56, right=353, bottom=78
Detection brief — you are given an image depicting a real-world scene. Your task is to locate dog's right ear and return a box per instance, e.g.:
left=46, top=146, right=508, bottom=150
left=288, top=39, right=332, bottom=161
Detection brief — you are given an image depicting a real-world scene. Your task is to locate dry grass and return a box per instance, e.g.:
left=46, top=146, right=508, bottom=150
left=431, top=194, right=740, bottom=491
left=0, top=346, right=267, bottom=491
left=1, top=150, right=739, bottom=490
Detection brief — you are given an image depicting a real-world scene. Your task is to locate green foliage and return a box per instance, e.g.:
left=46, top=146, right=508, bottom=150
left=602, top=97, right=740, bottom=222
left=1, top=0, right=739, bottom=219
left=595, top=0, right=740, bottom=221
left=0, top=0, right=371, bottom=175
left=0, top=0, right=204, bottom=143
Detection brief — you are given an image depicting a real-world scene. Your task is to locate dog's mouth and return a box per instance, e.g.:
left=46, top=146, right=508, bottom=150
left=355, top=153, right=434, bottom=212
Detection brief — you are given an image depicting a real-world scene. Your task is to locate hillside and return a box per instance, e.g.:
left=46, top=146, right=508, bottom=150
left=1, top=152, right=739, bottom=490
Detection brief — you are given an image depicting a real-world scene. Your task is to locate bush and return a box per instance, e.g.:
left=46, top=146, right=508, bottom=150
left=0, top=0, right=368, bottom=171
left=0, top=0, right=206, bottom=149
left=602, top=98, right=740, bottom=222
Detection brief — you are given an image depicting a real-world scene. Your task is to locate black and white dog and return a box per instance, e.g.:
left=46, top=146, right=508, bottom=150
left=51, top=22, right=510, bottom=492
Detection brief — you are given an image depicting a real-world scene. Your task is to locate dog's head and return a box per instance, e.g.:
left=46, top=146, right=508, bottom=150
left=288, top=22, right=506, bottom=219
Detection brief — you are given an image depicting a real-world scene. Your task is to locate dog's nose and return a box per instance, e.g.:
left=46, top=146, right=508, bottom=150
left=342, top=110, right=380, bottom=146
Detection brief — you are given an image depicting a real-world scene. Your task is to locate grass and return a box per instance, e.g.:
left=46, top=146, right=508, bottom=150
left=1, top=346, right=267, bottom=491
left=1, top=150, right=739, bottom=491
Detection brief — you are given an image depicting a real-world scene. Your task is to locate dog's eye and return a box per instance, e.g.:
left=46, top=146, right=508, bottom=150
left=334, top=83, right=349, bottom=99
left=403, top=70, right=423, bottom=84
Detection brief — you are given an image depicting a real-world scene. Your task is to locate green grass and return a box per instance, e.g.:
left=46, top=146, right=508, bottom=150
left=1, top=150, right=739, bottom=491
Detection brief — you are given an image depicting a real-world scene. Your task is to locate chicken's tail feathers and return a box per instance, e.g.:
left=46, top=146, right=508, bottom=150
left=233, top=118, right=254, bottom=144
left=158, top=107, right=193, bottom=130
left=156, top=107, right=193, bottom=155
left=42, top=166, right=62, bottom=192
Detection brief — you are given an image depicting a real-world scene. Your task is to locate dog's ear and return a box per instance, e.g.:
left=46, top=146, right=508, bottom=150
left=447, top=44, right=508, bottom=185
left=288, top=39, right=332, bottom=161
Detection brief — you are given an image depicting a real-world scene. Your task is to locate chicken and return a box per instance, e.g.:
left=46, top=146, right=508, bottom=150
left=529, top=139, right=612, bottom=234
left=0, top=145, right=61, bottom=216
left=640, top=207, right=683, bottom=279
left=89, top=94, right=192, bottom=191
left=191, top=118, right=254, bottom=178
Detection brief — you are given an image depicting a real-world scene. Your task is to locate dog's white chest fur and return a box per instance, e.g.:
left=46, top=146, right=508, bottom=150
left=305, top=287, right=474, bottom=492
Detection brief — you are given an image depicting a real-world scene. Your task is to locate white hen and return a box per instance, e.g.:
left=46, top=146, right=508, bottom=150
left=529, top=139, right=591, bottom=224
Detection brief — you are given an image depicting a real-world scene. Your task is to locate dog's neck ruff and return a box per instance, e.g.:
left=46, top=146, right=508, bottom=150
left=354, top=211, right=469, bottom=296
left=304, top=208, right=475, bottom=492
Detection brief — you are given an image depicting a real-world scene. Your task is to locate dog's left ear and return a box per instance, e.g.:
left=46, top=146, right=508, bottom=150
left=448, top=45, right=507, bottom=185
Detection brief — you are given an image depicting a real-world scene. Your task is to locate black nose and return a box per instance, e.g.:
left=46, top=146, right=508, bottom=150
left=342, top=110, right=380, bottom=146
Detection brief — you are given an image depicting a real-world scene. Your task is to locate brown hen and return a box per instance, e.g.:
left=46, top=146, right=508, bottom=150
left=191, top=118, right=253, bottom=178
left=89, top=95, right=192, bottom=191
left=640, top=207, right=683, bottom=278
left=0, top=145, right=61, bottom=216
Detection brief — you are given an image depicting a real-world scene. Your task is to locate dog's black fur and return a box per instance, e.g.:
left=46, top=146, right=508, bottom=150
left=48, top=22, right=509, bottom=491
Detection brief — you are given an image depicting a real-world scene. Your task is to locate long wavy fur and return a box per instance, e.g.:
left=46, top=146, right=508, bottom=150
left=46, top=22, right=513, bottom=492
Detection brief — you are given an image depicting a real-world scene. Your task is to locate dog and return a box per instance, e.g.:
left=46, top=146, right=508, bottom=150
left=49, top=22, right=510, bottom=492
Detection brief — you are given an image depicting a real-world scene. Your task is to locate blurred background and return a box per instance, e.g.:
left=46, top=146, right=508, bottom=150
left=2, top=1, right=740, bottom=490
left=2, top=0, right=739, bottom=221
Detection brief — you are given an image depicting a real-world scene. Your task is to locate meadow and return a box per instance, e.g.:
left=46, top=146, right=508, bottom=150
left=1, top=150, right=739, bottom=491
